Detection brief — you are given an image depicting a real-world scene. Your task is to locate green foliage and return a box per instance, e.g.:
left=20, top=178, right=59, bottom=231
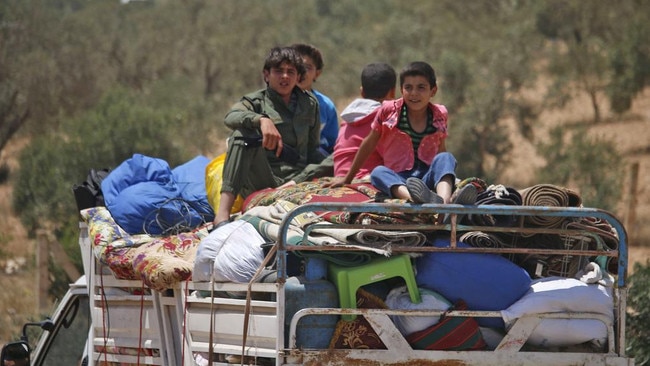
left=47, top=256, right=71, bottom=301
left=12, top=135, right=73, bottom=232
left=627, top=261, right=650, bottom=365
left=435, top=0, right=542, bottom=182
left=607, top=25, right=650, bottom=114
left=535, top=0, right=650, bottom=120
left=535, top=126, right=623, bottom=211
left=437, top=52, right=471, bottom=114
left=450, top=79, right=513, bottom=183
left=64, top=87, right=192, bottom=168
left=12, top=87, right=192, bottom=234
left=57, top=217, right=84, bottom=276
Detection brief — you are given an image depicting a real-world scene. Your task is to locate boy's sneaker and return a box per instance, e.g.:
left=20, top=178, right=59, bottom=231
left=443, top=184, right=478, bottom=224
left=406, top=177, right=444, bottom=204
left=452, top=184, right=478, bottom=205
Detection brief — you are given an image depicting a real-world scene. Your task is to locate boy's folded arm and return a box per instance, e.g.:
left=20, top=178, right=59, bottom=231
left=224, top=103, right=266, bottom=130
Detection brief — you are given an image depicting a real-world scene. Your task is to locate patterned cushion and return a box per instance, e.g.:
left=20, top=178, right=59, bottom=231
left=329, top=289, right=387, bottom=349
left=405, top=300, right=486, bottom=351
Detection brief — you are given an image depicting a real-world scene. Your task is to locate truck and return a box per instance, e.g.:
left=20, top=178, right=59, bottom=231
left=1, top=200, right=636, bottom=365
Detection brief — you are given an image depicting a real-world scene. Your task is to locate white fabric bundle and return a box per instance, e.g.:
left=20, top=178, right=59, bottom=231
left=575, top=261, right=614, bottom=287
left=193, top=220, right=265, bottom=283
left=385, top=285, right=452, bottom=336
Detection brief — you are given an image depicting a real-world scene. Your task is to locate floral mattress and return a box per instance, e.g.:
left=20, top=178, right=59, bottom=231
left=81, top=206, right=211, bottom=291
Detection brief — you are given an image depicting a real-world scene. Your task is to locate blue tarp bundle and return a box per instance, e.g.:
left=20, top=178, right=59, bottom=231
left=101, top=154, right=214, bottom=235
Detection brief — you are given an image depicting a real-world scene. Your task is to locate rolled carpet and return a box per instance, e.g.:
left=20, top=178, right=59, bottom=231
left=519, top=184, right=582, bottom=228
left=459, top=231, right=515, bottom=249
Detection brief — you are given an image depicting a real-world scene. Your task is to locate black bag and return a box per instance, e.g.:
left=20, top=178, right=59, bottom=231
left=72, top=168, right=111, bottom=212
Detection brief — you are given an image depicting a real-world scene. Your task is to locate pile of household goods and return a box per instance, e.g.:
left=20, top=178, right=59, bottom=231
left=80, top=153, right=619, bottom=352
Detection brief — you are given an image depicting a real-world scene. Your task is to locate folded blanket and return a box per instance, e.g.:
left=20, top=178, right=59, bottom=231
left=520, top=184, right=582, bottom=228
left=311, top=226, right=427, bottom=250
left=239, top=204, right=375, bottom=266
left=505, top=231, right=597, bottom=278
left=243, top=178, right=438, bottom=226
left=81, top=207, right=156, bottom=266
left=476, top=185, right=522, bottom=206
left=270, top=199, right=426, bottom=250
left=239, top=200, right=427, bottom=264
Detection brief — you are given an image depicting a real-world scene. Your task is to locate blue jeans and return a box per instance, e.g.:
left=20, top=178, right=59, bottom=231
left=370, top=152, right=457, bottom=198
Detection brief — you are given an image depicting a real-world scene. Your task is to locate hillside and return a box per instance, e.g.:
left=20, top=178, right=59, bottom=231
left=0, top=138, right=38, bottom=345
left=499, top=87, right=650, bottom=247
left=1, top=90, right=649, bottom=345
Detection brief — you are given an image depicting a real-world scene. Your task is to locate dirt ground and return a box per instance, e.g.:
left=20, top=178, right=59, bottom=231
left=1, top=88, right=649, bottom=345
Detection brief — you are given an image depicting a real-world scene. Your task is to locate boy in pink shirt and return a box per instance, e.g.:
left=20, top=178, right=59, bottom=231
left=328, top=61, right=476, bottom=208
left=333, top=62, right=396, bottom=179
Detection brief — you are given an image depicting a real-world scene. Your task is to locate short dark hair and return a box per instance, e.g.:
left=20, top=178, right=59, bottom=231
left=291, top=43, right=324, bottom=70
left=361, top=62, right=397, bottom=100
left=399, top=61, right=436, bottom=89
left=263, top=46, right=306, bottom=81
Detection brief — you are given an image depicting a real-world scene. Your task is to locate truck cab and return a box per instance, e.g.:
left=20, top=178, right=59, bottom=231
left=1, top=276, right=89, bottom=366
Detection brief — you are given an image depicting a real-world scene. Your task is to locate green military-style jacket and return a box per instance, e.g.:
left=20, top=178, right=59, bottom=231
left=224, top=86, right=324, bottom=184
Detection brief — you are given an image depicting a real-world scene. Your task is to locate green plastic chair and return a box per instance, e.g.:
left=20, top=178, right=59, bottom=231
left=328, top=254, right=421, bottom=321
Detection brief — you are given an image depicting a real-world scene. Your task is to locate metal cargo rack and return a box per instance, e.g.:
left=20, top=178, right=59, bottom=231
left=270, top=202, right=633, bottom=366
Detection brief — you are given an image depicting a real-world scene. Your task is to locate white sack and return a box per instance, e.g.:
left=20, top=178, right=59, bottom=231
left=501, top=277, right=613, bottom=347
left=524, top=319, right=608, bottom=348
left=385, top=285, right=452, bottom=336
left=193, top=220, right=265, bottom=283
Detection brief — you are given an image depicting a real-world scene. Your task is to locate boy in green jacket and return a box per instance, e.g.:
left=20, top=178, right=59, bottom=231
left=213, top=46, right=325, bottom=227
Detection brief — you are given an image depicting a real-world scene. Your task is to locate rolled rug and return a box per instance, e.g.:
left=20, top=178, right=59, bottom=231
left=460, top=231, right=513, bottom=249
left=469, top=185, right=522, bottom=227
left=519, top=184, right=582, bottom=228
left=563, top=217, right=619, bottom=251
left=477, top=186, right=522, bottom=205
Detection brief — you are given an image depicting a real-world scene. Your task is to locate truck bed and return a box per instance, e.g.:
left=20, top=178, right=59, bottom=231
left=83, top=201, right=634, bottom=366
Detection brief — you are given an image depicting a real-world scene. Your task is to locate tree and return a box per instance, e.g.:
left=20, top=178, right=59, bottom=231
left=627, top=261, right=650, bottom=365
left=13, top=87, right=192, bottom=234
left=432, top=0, right=543, bottom=181
left=606, top=9, right=650, bottom=114
left=0, top=2, right=33, bottom=153
left=0, top=86, right=29, bottom=154
left=0, top=0, right=115, bottom=157
left=536, top=1, right=650, bottom=122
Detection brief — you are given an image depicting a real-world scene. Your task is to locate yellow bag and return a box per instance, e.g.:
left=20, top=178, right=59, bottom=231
left=205, top=153, right=244, bottom=214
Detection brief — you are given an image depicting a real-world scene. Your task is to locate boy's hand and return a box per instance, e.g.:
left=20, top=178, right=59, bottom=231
left=323, top=176, right=349, bottom=188
left=260, top=117, right=283, bottom=157
left=278, top=180, right=296, bottom=189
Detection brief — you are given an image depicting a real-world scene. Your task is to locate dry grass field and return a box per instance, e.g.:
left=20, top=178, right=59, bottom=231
left=0, top=89, right=649, bottom=345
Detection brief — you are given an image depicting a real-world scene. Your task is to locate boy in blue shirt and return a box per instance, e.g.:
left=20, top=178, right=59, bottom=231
left=292, top=43, right=339, bottom=155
